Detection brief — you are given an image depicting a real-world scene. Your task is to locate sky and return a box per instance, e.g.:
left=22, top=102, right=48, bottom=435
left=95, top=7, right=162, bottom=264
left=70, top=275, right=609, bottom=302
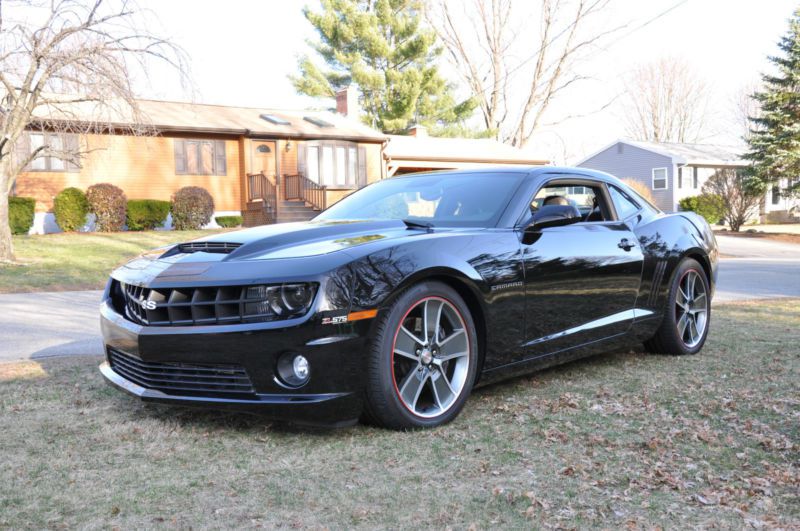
left=135, top=0, right=798, bottom=164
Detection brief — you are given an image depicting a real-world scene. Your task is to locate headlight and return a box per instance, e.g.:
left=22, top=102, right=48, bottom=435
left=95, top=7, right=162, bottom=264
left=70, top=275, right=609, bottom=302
left=243, top=283, right=317, bottom=320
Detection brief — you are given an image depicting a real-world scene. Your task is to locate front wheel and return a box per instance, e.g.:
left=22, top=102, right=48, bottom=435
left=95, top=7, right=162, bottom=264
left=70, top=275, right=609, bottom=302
left=645, top=258, right=711, bottom=355
left=363, top=281, right=478, bottom=430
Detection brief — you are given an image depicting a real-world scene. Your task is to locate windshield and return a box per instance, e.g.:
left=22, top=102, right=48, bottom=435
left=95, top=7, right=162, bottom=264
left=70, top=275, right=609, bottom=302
left=315, top=172, right=526, bottom=228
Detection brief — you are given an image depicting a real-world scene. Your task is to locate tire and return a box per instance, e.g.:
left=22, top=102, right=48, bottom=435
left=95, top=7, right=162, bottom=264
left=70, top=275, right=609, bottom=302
left=645, top=258, right=711, bottom=355
left=362, top=281, right=479, bottom=430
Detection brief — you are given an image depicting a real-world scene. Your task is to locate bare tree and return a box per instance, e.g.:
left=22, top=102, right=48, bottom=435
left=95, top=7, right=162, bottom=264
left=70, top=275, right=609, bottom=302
left=702, top=168, right=763, bottom=232
left=622, top=57, right=711, bottom=143
left=731, top=81, right=762, bottom=143
left=427, top=0, right=620, bottom=148
left=0, top=0, right=186, bottom=262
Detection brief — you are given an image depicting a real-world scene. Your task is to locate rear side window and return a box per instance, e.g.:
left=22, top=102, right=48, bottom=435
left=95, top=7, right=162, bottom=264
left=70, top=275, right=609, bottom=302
left=608, top=185, right=641, bottom=219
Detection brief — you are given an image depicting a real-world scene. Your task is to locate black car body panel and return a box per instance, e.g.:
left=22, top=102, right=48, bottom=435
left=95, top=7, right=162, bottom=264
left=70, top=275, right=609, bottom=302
left=99, top=167, right=718, bottom=425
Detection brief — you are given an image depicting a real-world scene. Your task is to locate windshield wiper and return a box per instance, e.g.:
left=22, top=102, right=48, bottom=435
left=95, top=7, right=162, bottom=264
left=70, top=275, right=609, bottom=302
left=402, top=219, right=434, bottom=232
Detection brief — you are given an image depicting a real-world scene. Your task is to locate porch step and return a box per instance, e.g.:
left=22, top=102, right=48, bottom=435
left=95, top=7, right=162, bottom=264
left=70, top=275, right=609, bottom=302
left=277, top=199, right=317, bottom=223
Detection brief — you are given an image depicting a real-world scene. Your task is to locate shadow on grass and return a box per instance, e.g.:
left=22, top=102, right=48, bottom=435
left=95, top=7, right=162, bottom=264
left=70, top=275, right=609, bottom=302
left=24, top=298, right=795, bottom=438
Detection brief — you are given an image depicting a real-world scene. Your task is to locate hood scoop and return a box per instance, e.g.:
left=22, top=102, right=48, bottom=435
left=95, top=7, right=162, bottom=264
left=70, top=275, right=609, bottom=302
left=169, top=242, right=243, bottom=255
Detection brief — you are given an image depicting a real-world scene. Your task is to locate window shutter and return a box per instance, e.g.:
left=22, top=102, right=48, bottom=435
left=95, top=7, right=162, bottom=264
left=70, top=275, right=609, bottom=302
left=174, top=139, right=187, bottom=174
left=357, top=145, right=367, bottom=187
left=13, top=133, right=30, bottom=171
left=214, top=140, right=226, bottom=175
left=297, top=142, right=306, bottom=177
left=65, top=134, right=80, bottom=172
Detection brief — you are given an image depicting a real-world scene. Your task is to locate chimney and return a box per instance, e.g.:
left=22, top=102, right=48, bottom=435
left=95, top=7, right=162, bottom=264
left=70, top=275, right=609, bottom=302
left=407, top=124, right=428, bottom=137
left=335, top=86, right=359, bottom=117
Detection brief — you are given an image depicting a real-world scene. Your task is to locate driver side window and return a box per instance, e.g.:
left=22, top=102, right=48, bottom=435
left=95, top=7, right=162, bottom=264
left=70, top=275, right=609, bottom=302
left=530, top=183, right=610, bottom=222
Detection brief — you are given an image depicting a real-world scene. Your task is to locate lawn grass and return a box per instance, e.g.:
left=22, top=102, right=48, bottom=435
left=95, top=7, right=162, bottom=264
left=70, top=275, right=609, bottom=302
left=0, top=299, right=797, bottom=529
left=0, top=230, right=229, bottom=293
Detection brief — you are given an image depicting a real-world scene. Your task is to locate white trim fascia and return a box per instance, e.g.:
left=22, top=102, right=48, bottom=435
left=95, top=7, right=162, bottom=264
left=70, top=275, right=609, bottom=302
left=682, top=159, right=748, bottom=167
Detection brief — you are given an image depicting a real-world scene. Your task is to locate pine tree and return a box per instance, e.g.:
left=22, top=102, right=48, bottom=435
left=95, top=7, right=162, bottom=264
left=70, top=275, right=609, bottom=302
left=291, top=0, right=475, bottom=134
left=745, top=8, right=800, bottom=197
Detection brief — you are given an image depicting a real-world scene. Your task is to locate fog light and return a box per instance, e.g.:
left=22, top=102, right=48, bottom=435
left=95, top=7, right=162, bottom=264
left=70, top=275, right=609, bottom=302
left=276, top=352, right=310, bottom=387
left=293, top=355, right=310, bottom=380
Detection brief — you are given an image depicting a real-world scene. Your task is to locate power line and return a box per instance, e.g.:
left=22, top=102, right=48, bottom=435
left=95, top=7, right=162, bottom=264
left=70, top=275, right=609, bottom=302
left=600, top=0, right=690, bottom=50
left=500, top=0, right=690, bottom=84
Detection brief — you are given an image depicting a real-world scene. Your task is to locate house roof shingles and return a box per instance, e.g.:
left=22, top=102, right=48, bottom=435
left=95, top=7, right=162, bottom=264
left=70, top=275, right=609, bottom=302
left=620, top=139, right=748, bottom=166
left=31, top=97, right=387, bottom=142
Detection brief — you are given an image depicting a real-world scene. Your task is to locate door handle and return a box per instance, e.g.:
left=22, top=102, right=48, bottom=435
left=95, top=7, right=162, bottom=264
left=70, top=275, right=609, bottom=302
left=618, top=238, right=635, bottom=251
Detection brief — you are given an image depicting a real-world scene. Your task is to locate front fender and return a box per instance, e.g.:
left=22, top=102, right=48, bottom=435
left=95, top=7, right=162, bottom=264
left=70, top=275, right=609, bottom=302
left=346, top=247, right=490, bottom=312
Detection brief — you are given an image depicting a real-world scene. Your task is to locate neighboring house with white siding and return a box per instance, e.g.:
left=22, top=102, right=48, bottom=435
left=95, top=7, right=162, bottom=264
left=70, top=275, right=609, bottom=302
left=576, top=139, right=799, bottom=222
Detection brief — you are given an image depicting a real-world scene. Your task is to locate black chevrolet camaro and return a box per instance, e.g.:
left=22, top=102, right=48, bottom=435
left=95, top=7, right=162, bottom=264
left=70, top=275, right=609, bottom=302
left=100, top=167, right=718, bottom=429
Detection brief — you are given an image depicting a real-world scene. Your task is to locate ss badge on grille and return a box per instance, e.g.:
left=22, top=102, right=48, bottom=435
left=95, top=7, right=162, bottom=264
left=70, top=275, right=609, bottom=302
left=137, top=299, right=157, bottom=310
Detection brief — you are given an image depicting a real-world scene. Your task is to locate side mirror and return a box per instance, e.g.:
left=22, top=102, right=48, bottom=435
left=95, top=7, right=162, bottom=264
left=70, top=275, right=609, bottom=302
left=525, top=204, right=582, bottom=232
left=527, top=214, right=580, bottom=231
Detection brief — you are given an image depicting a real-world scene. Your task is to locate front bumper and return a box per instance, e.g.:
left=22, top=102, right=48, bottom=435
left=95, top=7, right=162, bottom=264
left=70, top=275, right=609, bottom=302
left=99, top=300, right=370, bottom=426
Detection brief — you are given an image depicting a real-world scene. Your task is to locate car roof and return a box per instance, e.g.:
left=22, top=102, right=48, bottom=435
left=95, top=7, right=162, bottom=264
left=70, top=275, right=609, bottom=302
left=391, top=166, right=624, bottom=185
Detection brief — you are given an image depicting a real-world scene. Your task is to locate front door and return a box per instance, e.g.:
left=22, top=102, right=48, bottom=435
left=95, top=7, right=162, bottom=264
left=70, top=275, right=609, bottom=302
left=520, top=177, right=644, bottom=359
left=251, top=141, right=277, bottom=199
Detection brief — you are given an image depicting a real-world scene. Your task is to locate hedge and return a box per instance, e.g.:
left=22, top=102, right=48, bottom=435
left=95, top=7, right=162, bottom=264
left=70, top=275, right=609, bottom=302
left=126, top=199, right=171, bottom=231
left=214, top=215, right=243, bottom=228
left=171, top=186, right=214, bottom=230
left=53, top=187, right=89, bottom=232
left=86, top=183, right=127, bottom=232
left=9, top=197, right=35, bottom=235
left=678, top=194, right=726, bottom=225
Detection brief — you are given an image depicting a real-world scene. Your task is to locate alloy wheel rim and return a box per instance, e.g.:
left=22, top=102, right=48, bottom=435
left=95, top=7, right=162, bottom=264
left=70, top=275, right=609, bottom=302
left=675, top=270, right=708, bottom=348
left=391, top=297, right=471, bottom=419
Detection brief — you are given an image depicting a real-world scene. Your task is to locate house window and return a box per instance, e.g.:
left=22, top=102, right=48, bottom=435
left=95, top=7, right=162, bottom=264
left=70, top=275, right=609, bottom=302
left=307, top=146, right=320, bottom=182
left=174, top=139, right=227, bottom=175
left=772, top=184, right=781, bottom=205
left=692, top=167, right=699, bottom=189
left=679, top=166, right=693, bottom=189
left=652, top=167, right=668, bottom=190
left=19, top=132, right=79, bottom=172
left=302, top=141, right=361, bottom=188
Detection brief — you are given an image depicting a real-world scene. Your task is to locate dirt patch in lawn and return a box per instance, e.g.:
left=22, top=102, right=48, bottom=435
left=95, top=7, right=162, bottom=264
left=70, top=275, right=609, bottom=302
left=0, top=299, right=797, bottom=529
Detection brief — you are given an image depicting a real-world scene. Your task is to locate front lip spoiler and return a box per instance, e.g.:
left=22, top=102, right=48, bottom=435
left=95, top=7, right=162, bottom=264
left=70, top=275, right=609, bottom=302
left=99, top=362, right=359, bottom=427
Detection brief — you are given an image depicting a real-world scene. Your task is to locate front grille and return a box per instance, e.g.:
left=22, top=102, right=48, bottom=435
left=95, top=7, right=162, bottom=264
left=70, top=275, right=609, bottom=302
left=108, top=349, right=255, bottom=396
left=177, top=241, right=242, bottom=254
left=116, top=281, right=270, bottom=326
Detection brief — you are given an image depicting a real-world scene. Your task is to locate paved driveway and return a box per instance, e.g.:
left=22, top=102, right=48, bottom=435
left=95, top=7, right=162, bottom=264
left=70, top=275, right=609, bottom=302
left=0, top=235, right=797, bottom=361
left=715, top=235, right=800, bottom=303
left=0, top=290, right=103, bottom=362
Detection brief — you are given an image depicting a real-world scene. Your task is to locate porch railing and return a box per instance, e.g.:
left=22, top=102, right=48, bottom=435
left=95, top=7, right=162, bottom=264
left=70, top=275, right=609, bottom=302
left=247, top=172, right=277, bottom=224
left=284, top=174, right=327, bottom=211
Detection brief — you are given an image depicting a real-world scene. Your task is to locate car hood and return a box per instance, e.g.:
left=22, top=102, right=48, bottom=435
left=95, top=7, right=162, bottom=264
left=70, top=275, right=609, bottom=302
left=138, top=220, right=434, bottom=267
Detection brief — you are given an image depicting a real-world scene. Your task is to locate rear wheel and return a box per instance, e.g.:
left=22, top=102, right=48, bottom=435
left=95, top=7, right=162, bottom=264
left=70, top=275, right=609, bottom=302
left=363, top=281, right=478, bottom=430
left=645, top=258, right=710, bottom=355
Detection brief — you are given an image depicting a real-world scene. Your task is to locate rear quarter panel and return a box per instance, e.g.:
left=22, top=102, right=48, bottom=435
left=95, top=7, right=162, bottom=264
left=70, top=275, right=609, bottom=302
left=632, top=211, right=718, bottom=337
